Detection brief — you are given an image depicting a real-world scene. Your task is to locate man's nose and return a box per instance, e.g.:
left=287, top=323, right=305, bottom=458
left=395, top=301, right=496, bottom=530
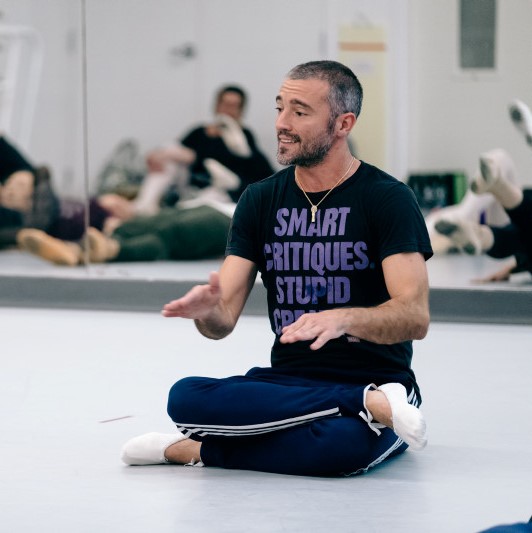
left=275, top=110, right=291, bottom=132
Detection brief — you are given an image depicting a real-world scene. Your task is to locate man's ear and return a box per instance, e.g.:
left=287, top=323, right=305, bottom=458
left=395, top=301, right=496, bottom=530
left=336, top=113, right=357, bottom=137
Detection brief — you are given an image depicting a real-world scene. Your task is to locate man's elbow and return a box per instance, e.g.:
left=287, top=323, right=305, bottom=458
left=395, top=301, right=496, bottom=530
left=194, top=319, right=235, bottom=340
left=412, top=310, right=430, bottom=340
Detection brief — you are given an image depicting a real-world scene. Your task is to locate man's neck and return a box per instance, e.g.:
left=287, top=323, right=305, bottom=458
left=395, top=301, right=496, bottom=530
left=296, top=151, right=359, bottom=192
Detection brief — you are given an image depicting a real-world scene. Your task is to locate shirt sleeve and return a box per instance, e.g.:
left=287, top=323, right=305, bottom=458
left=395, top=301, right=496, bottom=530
left=225, top=186, right=260, bottom=263
left=371, top=181, right=433, bottom=262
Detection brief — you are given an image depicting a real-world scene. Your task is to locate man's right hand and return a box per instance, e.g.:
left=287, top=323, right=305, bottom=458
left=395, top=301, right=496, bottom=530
left=162, top=271, right=221, bottom=320
left=162, top=256, right=257, bottom=340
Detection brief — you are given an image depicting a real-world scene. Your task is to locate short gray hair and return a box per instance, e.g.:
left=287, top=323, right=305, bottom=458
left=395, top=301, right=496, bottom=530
left=287, top=60, right=363, bottom=119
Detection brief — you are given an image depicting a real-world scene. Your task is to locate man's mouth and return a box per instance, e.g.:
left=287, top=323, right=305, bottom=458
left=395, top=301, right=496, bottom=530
left=278, top=135, right=299, bottom=144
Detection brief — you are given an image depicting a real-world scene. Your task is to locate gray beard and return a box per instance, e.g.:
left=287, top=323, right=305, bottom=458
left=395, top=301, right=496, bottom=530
left=277, top=135, right=334, bottom=168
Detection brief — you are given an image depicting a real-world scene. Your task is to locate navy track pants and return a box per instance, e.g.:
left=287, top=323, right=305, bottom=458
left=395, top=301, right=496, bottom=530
left=167, top=367, right=418, bottom=477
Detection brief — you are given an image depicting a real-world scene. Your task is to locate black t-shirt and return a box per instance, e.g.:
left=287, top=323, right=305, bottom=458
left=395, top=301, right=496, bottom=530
left=0, top=136, right=34, bottom=183
left=181, top=126, right=274, bottom=202
left=226, top=161, right=433, bottom=393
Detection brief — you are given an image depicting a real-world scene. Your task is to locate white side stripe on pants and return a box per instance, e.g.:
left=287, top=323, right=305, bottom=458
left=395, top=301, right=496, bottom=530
left=175, top=406, right=341, bottom=438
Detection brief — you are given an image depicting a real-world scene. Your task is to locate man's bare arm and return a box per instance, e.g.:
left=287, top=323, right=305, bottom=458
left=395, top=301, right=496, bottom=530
left=162, top=255, right=258, bottom=339
left=280, top=252, right=430, bottom=349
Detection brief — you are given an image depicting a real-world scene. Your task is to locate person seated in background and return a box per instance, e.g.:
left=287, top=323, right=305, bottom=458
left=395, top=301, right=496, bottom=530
left=0, top=134, right=137, bottom=256
left=132, top=85, right=275, bottom=215
left=17, top=200, right=234, bottom=266
left=5, top=84, right=274, bottom=259
left=6, top=128, right=243, bottom=266
left=435, top=148, right=532, bottom=282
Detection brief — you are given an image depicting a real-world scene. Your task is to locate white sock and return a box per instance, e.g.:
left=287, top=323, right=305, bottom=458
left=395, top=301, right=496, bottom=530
left=471, top=149, right=523, bottom=209
left=434, top=217, right=494, bottom=255
left=203, top=158, right=240, bottom=191
left=456, top=189, right=510, bottom=226
left=133, top=168, right=175, bottom=215
left=453, top=189, right=496, bottom=220
left=377, top=383, right=427, bottom=451
left=121, top=431, right=187, bottom=465
left=216, top=114, right=251, bottom=156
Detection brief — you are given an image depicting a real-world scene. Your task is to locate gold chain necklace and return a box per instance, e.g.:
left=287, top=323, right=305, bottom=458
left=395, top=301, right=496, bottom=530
left=295, top=157, right=356, bottom=222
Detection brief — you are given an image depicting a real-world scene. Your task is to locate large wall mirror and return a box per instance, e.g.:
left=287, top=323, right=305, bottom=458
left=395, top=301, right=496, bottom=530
left=1, top=0, right=86, bottom=277
left=0, top=0, right=410, bottom=282
left=1, top=0, right=531, bottom=296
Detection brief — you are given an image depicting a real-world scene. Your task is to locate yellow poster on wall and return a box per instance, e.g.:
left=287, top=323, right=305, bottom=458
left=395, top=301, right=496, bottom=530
left=338, top=26, right=387, bottom=170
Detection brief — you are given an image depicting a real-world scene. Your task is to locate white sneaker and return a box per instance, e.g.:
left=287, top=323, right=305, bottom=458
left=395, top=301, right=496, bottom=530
left=378, top=383, right=427, bottom=451
left=204, top=158, right=240, bottom=191
left=471, top=152, right=503, bottom=196
left=216, top=114, right=251, bottom=156
left=121, top=431, right=187, bottom=465
left=434, top=218, right=485, bottom=255
left=508, top=99, right=532, bottom=146
left=471, top=149, right=522, bottom=209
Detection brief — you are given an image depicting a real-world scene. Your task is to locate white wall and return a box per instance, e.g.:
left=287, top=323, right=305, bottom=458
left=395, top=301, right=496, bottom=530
left=408, top=0, right=532, bottom=185
left=84, top=0, right=326, bottom=189
left=1, top=0, right=531, bottom=198
left=0, top=0, right=83, bottom=195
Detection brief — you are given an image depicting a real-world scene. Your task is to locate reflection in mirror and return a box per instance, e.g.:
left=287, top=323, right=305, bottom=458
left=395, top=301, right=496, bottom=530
left=80, top=0, right=531, bottom=296
left=0, top=0, right=87, bottom=276
left=2, top=0, right=531, bottom=299
left=81, top=0, right=280, bottom=280
left=79, top=0, right=402, bottom=282
left=3, top=0, right=410, bottom=282
left=81, top=0, right=283, bottom=278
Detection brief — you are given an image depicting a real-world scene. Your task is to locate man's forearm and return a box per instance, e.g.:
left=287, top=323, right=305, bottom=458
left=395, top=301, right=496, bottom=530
left=342, top=298, right=430, bottom=345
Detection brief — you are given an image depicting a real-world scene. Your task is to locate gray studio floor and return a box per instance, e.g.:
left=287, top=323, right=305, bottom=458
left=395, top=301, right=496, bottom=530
left=1, top=303, right=531, bottom=533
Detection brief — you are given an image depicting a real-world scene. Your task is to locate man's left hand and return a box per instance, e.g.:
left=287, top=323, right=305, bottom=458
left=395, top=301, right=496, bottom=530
left=279, top=309, right=347, bottom=350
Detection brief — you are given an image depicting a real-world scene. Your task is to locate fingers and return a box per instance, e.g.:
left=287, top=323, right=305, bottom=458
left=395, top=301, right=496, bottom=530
left=472, top=273, right=510, bottom=284
left=161, top=285, right=209, bottom=317
left=279, top=321, right=309, bottom=344
left=161, top=272, right=221, bottom=318
left=208, top=271, right=221, bottom=293
left=472, top=268, right=511, bottom=283
left=280, top=325, right=332, bottom=350
left=161, top=290, right=200, bottom=317
left=279, top=313, right=337, bottom=350
left=309, top=334, right=331, bottom=351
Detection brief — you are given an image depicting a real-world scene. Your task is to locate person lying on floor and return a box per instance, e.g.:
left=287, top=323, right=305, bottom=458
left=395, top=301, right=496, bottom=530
left=0, top=134, right=59, bottom=249
left=17, top=200, right=234, bottom=265
left=3, top=134, right=240, bottom=265
left=434, top=148, right=532, bottom=283
left=0, top=134, right=139, bottom=255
